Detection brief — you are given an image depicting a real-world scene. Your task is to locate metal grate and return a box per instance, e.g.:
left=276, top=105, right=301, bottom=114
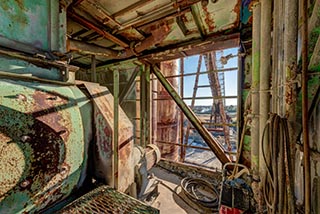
left=57, top=186, right=159, bottom=214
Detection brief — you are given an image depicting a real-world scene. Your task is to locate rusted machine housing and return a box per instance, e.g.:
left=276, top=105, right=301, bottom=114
left=0, top=76, right=135, bottom=213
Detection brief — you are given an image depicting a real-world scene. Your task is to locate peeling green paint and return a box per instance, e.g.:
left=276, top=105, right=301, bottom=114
left=0, top=79, right=88, bottom=213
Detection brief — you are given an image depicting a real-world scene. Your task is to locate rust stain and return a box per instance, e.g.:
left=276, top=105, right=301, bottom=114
left=16, top=0, right=25, bottom=10
left=32, top=90, right=71, bottom=142
left=202, top=6, right=215, bottom=32
left=232, top=0, right=242, bottom=28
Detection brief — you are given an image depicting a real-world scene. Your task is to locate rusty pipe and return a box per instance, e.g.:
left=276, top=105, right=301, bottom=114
left=302, top=0, right=311, bottom=213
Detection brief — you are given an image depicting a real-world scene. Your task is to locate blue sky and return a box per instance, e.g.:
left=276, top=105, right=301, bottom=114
left=180, top=47, right=238, bottom=106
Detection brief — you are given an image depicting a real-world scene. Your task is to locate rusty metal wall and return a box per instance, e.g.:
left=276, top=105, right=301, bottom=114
left=81, top=82, right=134, bottom=193
left=156, top=60, right=179, bottom=161
left=0, top=78, right=90, bottom=213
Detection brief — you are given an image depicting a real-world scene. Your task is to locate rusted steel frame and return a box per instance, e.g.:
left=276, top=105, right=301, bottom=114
left=68, top=11, right=129, bottom=48
left=205, top=52, right=230, bottom=149
left=302, top=0, right=311, bottom=213
left=140, top=33, right=239, bottom=63
left=112, top=0, right=155, bottom=18
left=140, top=65, right=150, bottom=147
left=201, top=122, right=236, bottom=127
left=183, top=55, right=202, bottom=158
left=91, top=55, right=97, bottom=82
left=180, top=58, right=186, bottom=161
left=152, top=65, right=231, bottom=165
left=119, top=66, right=140, bottom=105
left=147, top=67, right=238, bottom=80
left=68, top=24, right=169, bottom=59
left=113, top=69, right=119, bottom=190
left=190, top=5, right=205, bottom=39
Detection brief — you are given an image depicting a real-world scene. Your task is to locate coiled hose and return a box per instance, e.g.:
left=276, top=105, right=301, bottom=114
left=180, top=177, right=219, bottom=208
left=261, top=114, right=295, bottom=214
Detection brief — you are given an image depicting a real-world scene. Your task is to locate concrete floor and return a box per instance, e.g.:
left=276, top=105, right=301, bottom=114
left=148, top=167, right=218, bottom=214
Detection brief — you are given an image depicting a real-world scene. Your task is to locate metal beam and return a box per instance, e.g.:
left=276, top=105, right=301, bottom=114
left=302, top=0, right=311, bottom=213
left=119, top=66, right=140, bottom=105
left=152, top=65, right=231, bottom=165
left=68, top=11, right=129, bottom=48
left=191, top=5, right=205, bottom=39
left=179, top=58, right=185, bottom=161
left=91, top=55, right=97, bottom=82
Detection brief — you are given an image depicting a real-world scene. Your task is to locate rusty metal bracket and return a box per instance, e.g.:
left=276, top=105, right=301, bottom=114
left=152, top=65, right=231, bottom=165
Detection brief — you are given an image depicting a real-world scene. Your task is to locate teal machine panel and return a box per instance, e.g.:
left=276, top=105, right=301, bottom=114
left=0, top=0, right=67, bottom=81
left=0, top=77, right=92, bottom=213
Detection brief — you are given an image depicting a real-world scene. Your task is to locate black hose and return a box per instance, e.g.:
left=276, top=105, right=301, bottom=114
left=180, top=177, right=219, bottom=208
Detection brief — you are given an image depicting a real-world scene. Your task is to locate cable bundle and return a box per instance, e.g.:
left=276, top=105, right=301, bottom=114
left=262, top=114, right=295, bottom=213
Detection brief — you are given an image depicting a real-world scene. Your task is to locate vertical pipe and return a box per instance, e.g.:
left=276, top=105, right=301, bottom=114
left=140, top=65, right=147, bottom=147
left=272, top=0, right=279, bottom=113
left=302, top=0, right=311, bottom=213
left=146, top=65, right=151, bottom=146
left=284, top=0, right=298, bottom=213
left=259, top=0, right=271, bottom=209
left=113, top=69, right=119, bottom=190
left=180, top=58, right=185, bottom=161
left=91, top=55, right=97, bottom=82
left=251, top=1, right=261, bottom=202
left=152, top=72, right=158, bottom=145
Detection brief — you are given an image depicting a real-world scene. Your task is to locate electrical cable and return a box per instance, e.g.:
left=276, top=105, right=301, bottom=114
left=261, top=113, right=295, bottom=213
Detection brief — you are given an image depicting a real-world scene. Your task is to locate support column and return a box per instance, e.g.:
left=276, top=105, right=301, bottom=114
left=259, top=0, right=271, bottom=210
left=179, top=58, right=185, bottom=161
left=251, top=1, right=261, bottom=203
left=284, top=0, right=298, bottom=213
left=302, top=0, right=311, bottom=213
left=140, top=65, right=151, bottom=148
